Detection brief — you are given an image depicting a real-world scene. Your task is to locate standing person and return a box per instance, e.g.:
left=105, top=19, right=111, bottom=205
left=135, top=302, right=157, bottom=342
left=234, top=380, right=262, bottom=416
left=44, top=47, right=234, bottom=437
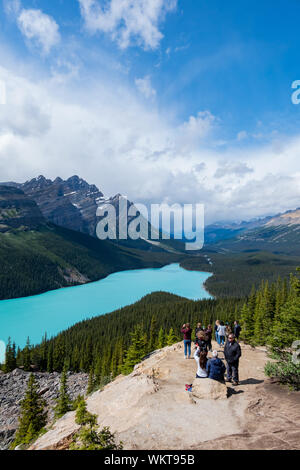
left=215, top=320, right=220, bottom=345
left=195, top=330, right=208, bottom=353
left=206, top=350, right=226, bottom=383
left=225, top=325, right=232, bottom=343
left=234, top=321, right=242, bottom=341
left=218, top=321, right=226, bottom=346
left=181, top=323, right=192, bottom=359
left=194, top=348, right=208, bottom=378
left=205, top=325, right=213, bottom=351
left=224, top=333, right=242, bottom=386
left=195, top=323, right=203, bottom=337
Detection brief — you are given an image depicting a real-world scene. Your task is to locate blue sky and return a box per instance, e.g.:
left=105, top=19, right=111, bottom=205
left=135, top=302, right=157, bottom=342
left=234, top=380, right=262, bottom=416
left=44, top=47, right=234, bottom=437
left=0, top=0, right=300, bottom=222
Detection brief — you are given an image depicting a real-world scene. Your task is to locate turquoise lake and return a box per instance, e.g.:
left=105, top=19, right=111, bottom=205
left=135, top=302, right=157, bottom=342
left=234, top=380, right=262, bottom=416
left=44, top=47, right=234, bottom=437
left=0, top=263, right=212, bottom=359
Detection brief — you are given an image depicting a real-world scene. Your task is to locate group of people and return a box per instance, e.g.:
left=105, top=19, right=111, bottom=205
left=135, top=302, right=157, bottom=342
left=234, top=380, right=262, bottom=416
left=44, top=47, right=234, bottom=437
left=214, top=320, right=241, bottom=346
left=181, top=320, right=242, bottom=386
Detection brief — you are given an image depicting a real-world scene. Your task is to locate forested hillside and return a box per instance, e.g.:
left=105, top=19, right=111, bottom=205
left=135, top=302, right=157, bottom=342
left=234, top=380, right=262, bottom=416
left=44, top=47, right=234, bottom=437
left=9, top=292, right=243, bottom=378
left=0, top=226, right=182, bottom=300
left=7, top=268, right=299, bottom=390
left=181, top=251, right=300, bottom=297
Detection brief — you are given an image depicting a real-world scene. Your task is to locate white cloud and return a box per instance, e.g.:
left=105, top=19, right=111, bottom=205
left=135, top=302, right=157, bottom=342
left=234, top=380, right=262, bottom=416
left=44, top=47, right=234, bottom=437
left=0, top=61, right=300, bottom=224
left=17, top=8, right=60, bottom=55
left=177, top=111, right=216, bottom=151
left=237, top=130, right=247, bottom=141
left=135, top=75, right=156, bottom=99
left=3, top=0, right=21, bottom=17
left=78, top=0, right=177, bottom=50
left=214, top=161, right=254, bottom=179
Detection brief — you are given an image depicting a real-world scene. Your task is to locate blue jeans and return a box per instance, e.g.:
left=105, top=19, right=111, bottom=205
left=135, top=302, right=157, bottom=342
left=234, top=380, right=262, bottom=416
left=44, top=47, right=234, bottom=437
left=184, top=340, right=191, bottom=357
left=219, top=335, right=225, bottom=345
left=215, top=332, right=220, bottom=344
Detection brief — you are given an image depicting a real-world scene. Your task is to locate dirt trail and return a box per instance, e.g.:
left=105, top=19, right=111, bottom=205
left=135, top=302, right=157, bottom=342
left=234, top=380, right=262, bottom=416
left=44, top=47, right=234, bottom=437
left=30, top=341, right=300, bottom=450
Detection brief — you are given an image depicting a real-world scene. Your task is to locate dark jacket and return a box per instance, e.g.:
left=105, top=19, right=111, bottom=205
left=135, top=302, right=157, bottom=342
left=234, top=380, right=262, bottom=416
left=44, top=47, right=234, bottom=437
left=181, top=328, right=192, bottom=341
left=234, top=324, right=242, bottom=338
left=206, top=358, right=226, bottom=382
left=205, top=328, right=212, bottom=341
left=195, top=338, right=208, bottom=352
left=224, top=341, right=241, bottom=364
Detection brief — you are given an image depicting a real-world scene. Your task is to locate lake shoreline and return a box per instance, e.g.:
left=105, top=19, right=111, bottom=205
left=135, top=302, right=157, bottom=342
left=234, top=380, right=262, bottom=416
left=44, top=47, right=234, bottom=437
left=0, top=264, right=213, bottom=355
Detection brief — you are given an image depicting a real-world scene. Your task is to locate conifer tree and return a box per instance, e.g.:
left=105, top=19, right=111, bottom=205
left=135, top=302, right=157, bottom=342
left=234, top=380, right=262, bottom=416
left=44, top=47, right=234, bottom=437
left=270, top=272, right=300, bottom=351
left=70, top=397, right=122, bottom=450
left=157, top=327, right=166, bottom=349
left=54, top=367, right=71, bottom=419
left=12, top=374, right=47, bottom=448
left=121, top=325, right=146, bottom=375
left=166, top=328, right=177, bottom=346
left=148, top=316, right=157, bottom=353
left=87, top=367, right=95, bottom=395
left=23, top=337, right=31, bottom=372
left=4, top=337, right=16, bottom=373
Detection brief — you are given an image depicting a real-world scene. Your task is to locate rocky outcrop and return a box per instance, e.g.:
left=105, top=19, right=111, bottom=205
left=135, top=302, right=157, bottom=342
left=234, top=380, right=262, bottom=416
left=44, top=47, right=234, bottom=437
left=3, top=342, right=300, bottom=451
left=20, top=175, right=104, bottom=237
left=0, top=369, right=88, bottom=450
left=192, top=378, right=228, bottom=400
left=29, top=342, right=246, bottom=450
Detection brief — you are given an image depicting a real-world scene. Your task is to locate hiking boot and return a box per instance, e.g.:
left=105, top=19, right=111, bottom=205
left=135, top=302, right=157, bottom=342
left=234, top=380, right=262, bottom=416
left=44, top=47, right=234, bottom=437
left=226, top=378, right=232, bottom=383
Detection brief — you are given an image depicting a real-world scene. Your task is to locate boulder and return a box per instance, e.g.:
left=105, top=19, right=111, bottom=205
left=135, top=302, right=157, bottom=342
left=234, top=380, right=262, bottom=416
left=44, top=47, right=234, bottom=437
left=192, top=378, right=228, bottom=400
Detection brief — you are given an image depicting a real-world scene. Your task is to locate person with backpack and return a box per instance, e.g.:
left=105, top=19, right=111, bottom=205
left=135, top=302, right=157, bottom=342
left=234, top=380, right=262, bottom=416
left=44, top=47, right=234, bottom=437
left=181, top=323, right=192, bottom=359
left=206, top=350, right=226, bottom=382
left=194, top=348, right=208, bottom=378
left=217, top=321, right=226, bottom=346
left=195, top=330, right=208, bottom=353
left=195, top=323, right=203, bottom=337
left=224, top=333, right=242, bottom=386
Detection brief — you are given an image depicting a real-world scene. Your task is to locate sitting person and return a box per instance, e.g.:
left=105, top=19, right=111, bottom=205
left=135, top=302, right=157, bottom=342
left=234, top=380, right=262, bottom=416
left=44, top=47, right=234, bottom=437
left=194, top=348, right=208, bottom=378
left=195, top=330, right=208, bottom=353
left=206, top=350, right=226, bottom=383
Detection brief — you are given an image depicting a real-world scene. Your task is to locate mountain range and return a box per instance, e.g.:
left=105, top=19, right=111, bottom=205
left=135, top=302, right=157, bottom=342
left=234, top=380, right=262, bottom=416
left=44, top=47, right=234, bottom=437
left=1, top=174, right=299, bottom=300
left=0, top=184, right=181, bottom=300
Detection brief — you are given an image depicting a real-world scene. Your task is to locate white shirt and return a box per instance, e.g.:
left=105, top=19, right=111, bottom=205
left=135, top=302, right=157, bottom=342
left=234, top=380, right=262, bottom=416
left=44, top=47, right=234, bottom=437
left=194, top=350, right=208, bottom=378
left=218, top=325, right=226, bottom=336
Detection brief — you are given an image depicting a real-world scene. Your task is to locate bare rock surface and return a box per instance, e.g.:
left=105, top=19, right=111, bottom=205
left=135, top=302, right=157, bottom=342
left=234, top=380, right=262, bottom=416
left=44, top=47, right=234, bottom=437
left=0, top=370, right=88, bottom=450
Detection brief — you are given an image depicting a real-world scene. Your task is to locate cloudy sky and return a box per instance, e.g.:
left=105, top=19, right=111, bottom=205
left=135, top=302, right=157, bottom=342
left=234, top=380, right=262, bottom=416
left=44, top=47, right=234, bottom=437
left=0, top=0, right=300, bottom=223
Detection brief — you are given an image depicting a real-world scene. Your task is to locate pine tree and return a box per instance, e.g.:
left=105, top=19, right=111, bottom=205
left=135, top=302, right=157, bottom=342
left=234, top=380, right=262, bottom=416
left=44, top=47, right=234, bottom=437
left=70, top=397, right=122, bottom=450
left=121, top=325, right=147, bottom=375
left=166, top=328, right=177, bottom=346
left=87, top=367, right=95, bottom=395
left=23, top=337, right=31, bottom=372
left=54, top=368, right=71, bottom=419
left=4, top=338, right=16, bottom=373
left=270, top=272, right=300, bottom=351
left=12, top=374, right=47, bottom=448
left=148, top=316, right=157, bottom=353
left=157, top=327, right=166, bottom=349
